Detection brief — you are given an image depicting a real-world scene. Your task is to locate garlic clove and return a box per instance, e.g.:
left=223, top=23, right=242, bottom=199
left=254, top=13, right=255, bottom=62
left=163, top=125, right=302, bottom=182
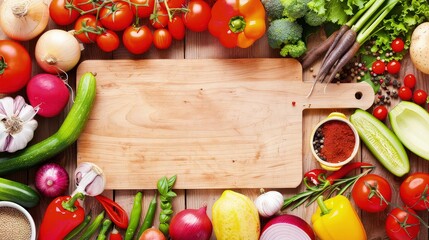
left=1, top=96, right=14, bottom=116
left=73, top=162, right=106, bottom=197
left=18, top=104, right=38, bottom=122
left=0, top=131, right=8, bottom=151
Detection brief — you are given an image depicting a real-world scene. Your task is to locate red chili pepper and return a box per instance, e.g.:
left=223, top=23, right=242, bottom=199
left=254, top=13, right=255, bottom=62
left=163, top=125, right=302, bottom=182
left=109, top=227, right=123, bottom=240
left=304, top=169, right=327, bottom=185
left=39, top=192, right=86, bottom=240
left=326, top=162, right=374, bottom=184
left=95, top=194, right=129, bottom=229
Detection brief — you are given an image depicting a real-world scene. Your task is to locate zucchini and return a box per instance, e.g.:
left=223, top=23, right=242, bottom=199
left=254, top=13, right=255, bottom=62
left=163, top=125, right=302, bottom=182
left=350, top=109, right=409, bottom=177
left=0, top=177, right=40, bottom=208
left=0, top=72, right=96, bottom=175
left=389, top=101, right=429, bottom=160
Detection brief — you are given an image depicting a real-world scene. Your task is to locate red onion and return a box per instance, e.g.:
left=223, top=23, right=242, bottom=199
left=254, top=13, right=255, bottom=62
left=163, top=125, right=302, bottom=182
left=169, top=206, right=212, bottom=240
left=35, top=163, right=69, bottom=198
left=260, top=214, right=315, bottom=240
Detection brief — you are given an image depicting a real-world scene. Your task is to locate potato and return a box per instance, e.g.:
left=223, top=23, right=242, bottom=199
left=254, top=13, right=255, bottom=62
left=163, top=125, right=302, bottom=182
left=410, top=22, right=429, bottom=74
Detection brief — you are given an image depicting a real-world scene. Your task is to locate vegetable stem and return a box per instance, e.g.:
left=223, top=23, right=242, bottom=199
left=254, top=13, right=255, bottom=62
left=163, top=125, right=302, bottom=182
left=351, top=0, right=385, bottom=32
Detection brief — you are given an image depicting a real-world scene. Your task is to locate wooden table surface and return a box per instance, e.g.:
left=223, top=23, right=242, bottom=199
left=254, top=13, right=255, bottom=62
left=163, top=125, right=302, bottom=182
left=1, top=9, right=429, bottom=240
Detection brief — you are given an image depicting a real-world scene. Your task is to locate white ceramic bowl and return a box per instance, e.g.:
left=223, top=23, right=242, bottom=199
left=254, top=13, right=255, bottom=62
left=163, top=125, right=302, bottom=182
left=0, top=201, right=36, bottom=240
left=310, top=112, right=360, bottom=171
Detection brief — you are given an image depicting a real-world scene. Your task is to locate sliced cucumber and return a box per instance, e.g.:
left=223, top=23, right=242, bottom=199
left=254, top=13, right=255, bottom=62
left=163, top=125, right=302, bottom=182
left=350, top=109, right=409, bottom=177
left=389, top=101, right=429, bottom=160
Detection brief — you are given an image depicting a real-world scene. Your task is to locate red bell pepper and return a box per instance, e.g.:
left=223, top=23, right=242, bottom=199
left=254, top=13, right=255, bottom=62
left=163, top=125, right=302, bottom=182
left=39, top=192, right=86, bottom=240
left=208, top=0, right=266, bottom=48
left=95, top=194, right=129, bottom=229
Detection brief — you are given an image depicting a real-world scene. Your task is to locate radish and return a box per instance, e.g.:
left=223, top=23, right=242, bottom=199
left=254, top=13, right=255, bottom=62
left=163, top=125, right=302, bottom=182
left=26, top=73, right=70, bottom=118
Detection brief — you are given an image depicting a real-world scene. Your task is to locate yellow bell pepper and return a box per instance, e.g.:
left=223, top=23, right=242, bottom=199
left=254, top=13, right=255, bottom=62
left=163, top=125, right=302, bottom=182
left=311, top=195, right=367, bottom=240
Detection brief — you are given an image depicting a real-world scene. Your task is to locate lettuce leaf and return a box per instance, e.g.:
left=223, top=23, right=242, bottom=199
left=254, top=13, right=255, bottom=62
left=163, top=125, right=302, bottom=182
left=308, top=0, right=370, bottom=25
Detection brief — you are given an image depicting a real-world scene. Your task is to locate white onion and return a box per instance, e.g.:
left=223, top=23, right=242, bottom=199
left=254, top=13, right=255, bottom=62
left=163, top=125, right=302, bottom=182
left=260, top=214, right=315, bottom=240
left=35, top=29, right=82, bottom=74
left=0, top=0, right=49, bottom=41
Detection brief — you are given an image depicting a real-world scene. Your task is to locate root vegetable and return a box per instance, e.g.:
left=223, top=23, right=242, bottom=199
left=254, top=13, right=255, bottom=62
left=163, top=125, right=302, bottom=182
left=410, top=22, right=429, bottom=74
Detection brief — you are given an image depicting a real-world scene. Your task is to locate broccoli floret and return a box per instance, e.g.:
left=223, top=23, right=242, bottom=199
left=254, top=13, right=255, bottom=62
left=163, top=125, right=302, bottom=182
left=304, top=10, right=327, bottom=26
left=267, top=18, right=303, bottom=49
left=261, top=0, right=284, bottom=21
left=280, top=40, right=307, bottom=58
left=281, top=0, right=311, bottom=20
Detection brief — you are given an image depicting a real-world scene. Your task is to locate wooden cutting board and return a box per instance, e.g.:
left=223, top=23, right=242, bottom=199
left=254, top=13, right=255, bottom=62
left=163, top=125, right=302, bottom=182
left=76, top=58, right=374, bottom=190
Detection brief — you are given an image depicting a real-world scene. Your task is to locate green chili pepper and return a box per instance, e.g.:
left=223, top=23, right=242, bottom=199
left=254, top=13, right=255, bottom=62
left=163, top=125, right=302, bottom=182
left=137, top=192, right=158, bottom=239
left=63, top=212, right=92, bottom=240
left=124, top=191, right=143, bottom=240
left=96, top=219, right=112, bottom=240
left=80, top=211, right=105, bottom=240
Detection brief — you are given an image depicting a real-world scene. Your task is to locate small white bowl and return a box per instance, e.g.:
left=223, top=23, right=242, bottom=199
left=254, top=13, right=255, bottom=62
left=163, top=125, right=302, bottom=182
left=0, top=201, right=36, bottom=240
left=310, top=112, right=360, bottom=171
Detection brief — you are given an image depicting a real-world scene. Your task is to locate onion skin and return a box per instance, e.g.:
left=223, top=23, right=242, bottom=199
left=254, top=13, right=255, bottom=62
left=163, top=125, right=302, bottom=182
left=27, top=73, right=70, bottom=118
left=35, top=163, right=69, bottom=198
left=260, top=214, right=315, bottom=240
left=169, top=206, right=213, bottom=240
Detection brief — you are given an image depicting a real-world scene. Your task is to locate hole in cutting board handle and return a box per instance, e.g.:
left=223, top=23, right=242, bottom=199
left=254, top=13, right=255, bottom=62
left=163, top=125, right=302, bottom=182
left=355, top=91, right=363, bottom=100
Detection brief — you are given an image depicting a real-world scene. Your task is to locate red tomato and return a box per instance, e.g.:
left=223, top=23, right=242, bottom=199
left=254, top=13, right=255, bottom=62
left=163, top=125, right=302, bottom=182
left=391, top=38, right=405, bottom=53
left=130, top=0, right=155, bottom=18
left=73, top=0, right=100, bottom=13
left=150, top=7, right=169, bottom=29
left=162, top=0, right=186, bottom=8
left=153, top=29, right=172, bottom=49
left=412, top=89, right=428, bottom=105
left=352, top=174, right=392, bottom=212
left=182, top=0, right=211, bottom=32
left=74, top=14, right=103, bottom=44
left=400, top=172, right=429, bottom=210
left=403, top=74, right=417, bottom=89
left=398, top=86, right=413, bottom=101
left=139, top=227, right=166, bottom=240
left=96, top=30, right=120, bottom=52
left=372, top=105, right=388, bottom=121
left=387, top=60, right=401, bottom=75
left=168, top=15, right=185, bottom=40
left=49, top=0, right=80, bottom=26
left=0, top=40, right=32, bottom=94
left=100, top=1, right=134, bottom=31
left=372, top=60, right=385, bottom=75
left=122, top=25, right=153, bottom=55
left=385, top=207, right=420, bottom=240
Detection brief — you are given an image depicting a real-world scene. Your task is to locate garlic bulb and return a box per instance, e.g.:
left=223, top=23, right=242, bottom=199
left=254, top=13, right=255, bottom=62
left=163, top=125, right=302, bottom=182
left=254, top=190, right=284, bottom=218
left=73, top=162, right=106, bottom=197
left=0, top=95, right=38, bottom=153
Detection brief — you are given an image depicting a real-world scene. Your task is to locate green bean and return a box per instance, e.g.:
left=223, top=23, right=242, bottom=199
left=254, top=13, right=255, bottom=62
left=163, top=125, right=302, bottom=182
left=64, top=213, right=92, bottom=240
left=137, top=192, right=158, bottom=239
left=96, top=219, right=112, bottom=240
left=80, top=211, right=105, bottom=240
left=124, top=191, right=143, bottom=240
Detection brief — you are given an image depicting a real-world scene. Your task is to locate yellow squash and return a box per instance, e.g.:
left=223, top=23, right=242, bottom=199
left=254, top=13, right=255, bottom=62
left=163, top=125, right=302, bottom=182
left=212, top=190, right=260, bottom=240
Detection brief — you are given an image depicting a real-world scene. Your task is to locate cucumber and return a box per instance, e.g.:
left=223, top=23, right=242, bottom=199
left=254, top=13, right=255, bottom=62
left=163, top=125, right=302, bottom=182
left=350, top=109, right=409, bottom=177
left=0, top=72, right=96, bottom=175
left=389, top=101, right=429, bottom=160
left=0, top=177, right=40, bottom=208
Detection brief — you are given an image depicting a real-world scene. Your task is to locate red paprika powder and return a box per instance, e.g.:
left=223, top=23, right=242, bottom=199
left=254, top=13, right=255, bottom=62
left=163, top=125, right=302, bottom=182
left=315, top=120, right=355, bottom=163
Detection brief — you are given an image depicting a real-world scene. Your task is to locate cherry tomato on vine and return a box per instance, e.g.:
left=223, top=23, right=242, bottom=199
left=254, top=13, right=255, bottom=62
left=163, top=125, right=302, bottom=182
left=153, top=29, right=172, bottom=50
left=387, top=60, right=401, bottom=75
left=400, top=172, right=429, bottom=211
left=122, top=25, right=153, bottom=55
left=385, top=207, right=420, bottom=240
left=100, top=1, right=134, bottom=32
left=96, top=30, right=120, bottom=52
left=74, top=0, right=100, bottom=13
left=150, top=7, right=169, bottom=29
left=403, top=74, right=417, bottom=89
left=49, top=0, right=80, bottom=26
left=372, top=105, right=388, bottom=121
left=74, top=14, right=103, bottom=44
left=372, top=60, right=385, bottom=75
left=398, top=86, right=413, bottom=101
left=413, top=89, right=428, bottom=105
left=391, top=37, right=405, bottom=53
left=352, top=174, right=392, bottom=212
left=182, top=0, right=211, bottom=32
left=0, top=40, right=32, bottom=94
left=130, top=0, right=154, bottom=18
left=168, top=15, right=185, bottom=40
